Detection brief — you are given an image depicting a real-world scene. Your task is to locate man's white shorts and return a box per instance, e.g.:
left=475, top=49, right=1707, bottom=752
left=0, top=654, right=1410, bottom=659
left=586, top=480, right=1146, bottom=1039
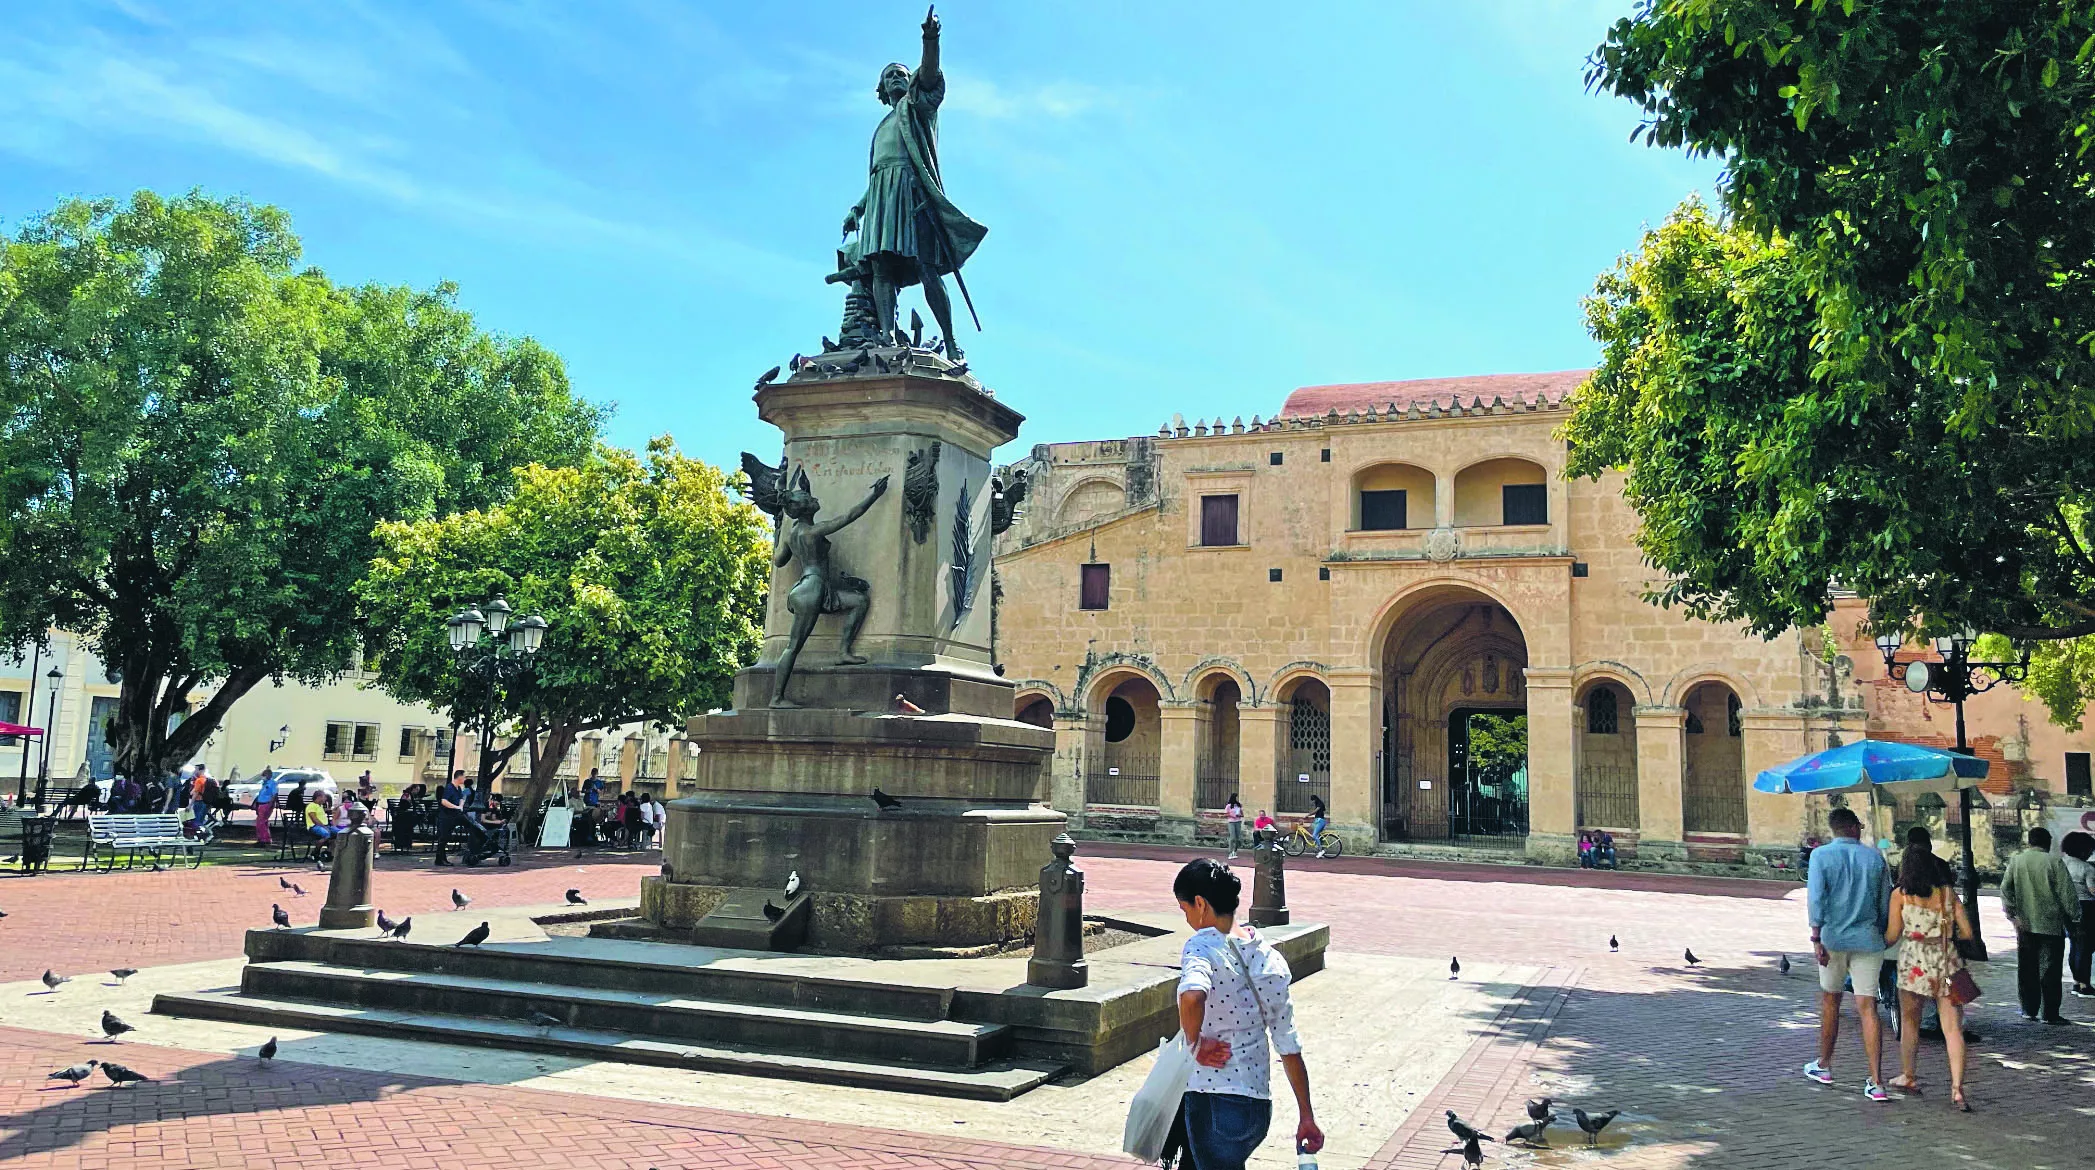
left=1818, top=948, right=1888, bottom=996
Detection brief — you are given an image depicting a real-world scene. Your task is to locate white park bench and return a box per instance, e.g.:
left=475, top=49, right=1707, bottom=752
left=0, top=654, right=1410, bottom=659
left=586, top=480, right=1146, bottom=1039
left=80, top=813, right=204, bottom=872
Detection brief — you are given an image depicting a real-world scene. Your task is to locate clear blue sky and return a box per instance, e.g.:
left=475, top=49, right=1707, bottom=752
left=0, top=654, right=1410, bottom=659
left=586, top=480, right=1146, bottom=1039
left=0, top=0, right=1718, bottom=467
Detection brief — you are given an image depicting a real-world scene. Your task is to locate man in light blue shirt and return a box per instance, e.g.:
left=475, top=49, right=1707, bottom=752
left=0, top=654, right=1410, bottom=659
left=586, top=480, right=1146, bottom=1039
left=1804, top=806, right=1893, bottom=1101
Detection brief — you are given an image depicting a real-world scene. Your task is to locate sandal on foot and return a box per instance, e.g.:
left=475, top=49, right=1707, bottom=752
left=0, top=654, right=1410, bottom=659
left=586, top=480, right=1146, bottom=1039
left=1887, top=1076, right=1921, bottom=1095
left=1952, top=1088, right=1972, bottom=1113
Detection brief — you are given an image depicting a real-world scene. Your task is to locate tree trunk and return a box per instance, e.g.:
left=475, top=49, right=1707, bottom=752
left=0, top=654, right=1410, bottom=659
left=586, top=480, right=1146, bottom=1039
left=108, top=655, right=270, bottom=780
left=509, top=724, right=579, bottom=840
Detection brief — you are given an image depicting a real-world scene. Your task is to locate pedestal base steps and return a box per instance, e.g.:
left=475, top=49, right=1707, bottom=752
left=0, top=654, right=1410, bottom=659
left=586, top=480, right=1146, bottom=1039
left=150, top=906, right=1329, bottom=1098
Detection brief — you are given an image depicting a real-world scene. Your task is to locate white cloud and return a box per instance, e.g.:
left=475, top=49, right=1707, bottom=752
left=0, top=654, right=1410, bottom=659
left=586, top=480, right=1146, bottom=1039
left=942, top=72, right=1122, bottom=121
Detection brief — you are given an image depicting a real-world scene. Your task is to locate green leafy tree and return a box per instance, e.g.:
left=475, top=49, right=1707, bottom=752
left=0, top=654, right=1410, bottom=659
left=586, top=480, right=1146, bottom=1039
left=355, top=439, right=770, bottom=822
left=0, top=190, right=599, bottom=780
left=1466, top=714, right=1529, bottom=785
left=1573, top=2, right=2095, bottom=719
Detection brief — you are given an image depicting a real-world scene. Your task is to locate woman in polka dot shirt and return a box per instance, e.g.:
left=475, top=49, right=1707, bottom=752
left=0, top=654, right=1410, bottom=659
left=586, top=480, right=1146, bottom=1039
left=1164, top=858, right=1322, bottom=1169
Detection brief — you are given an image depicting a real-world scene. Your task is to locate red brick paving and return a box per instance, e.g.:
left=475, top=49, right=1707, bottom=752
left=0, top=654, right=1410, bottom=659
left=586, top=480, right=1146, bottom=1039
left=0, top=1025, right=1140, bottom=1170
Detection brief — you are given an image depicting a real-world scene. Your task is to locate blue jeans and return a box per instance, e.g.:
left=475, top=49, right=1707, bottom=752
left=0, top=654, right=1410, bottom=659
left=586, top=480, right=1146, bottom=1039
left=1182, top=1092, right=1272, bottom=1170
left=1309, top=817, right=1327, bottom=846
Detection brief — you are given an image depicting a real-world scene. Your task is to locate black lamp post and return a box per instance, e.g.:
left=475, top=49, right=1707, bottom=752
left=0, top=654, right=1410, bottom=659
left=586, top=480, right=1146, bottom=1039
left=13, top=640, right=41, bottom=807
left=35, top=666, right=62, bottom=811
left=1874, top=626, right=2028, bottom=962
left=444, top=597, right=547, bottom=790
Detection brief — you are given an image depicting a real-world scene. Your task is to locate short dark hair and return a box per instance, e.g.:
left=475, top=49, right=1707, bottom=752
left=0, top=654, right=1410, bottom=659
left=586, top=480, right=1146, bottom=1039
left=2062, top=831, right=2094, bottom=861
left=1173, top=858, right=1241, bottom=916
left=2029, top=826, right=2053, bottom=850
left=1827, top=807, right=1862, bottom=835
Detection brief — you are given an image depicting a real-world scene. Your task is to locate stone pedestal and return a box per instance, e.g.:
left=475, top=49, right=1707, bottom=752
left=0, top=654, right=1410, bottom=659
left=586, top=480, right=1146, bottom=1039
left=319, top=816, right=377, bottom=931
left=654, top=368, right=1064, bottom=952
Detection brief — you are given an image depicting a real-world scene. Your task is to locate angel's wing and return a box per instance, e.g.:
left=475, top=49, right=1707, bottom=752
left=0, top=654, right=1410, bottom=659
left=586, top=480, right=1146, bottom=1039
left=739, top=450, right=785, bottom=516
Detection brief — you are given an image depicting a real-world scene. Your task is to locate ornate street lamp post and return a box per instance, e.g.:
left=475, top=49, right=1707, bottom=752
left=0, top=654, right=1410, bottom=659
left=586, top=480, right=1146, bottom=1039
left=35, top=666, right=62, bottom=811
left=442, top=597, right=547, bottom=790
left=1874, top=626, right=2028, bottom=962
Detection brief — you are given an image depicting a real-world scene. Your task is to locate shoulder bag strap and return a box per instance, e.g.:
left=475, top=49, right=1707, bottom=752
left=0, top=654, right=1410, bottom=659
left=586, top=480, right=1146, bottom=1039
left=1224, top=933, right=1274, bottom=1033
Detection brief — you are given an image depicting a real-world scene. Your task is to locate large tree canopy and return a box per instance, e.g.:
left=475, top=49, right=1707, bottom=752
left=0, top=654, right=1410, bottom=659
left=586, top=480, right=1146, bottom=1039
left=0, top=191, right=600, bottom=778
left=354, top=439, right=769, bottom=822
left=1572, top=3, right=2095, bottom=707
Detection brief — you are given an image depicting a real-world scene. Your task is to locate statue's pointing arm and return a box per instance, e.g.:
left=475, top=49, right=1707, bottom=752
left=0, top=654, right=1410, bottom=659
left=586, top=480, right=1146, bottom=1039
left=919, top=6, right=941, bottom=85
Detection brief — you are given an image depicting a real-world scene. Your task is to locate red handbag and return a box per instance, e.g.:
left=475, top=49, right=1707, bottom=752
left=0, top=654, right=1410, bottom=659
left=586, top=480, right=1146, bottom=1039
left=1939, top=895, right=1981, bottom=1006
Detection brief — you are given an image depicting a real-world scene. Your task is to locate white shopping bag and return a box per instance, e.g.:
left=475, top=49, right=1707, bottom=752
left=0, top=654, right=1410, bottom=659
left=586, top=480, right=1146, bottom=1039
left=1122, top=1033, right=1194, bottom=1163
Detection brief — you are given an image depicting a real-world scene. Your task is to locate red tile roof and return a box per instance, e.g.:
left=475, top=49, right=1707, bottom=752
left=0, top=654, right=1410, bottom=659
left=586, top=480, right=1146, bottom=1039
left=1279, top=370, right=1591, bottom=418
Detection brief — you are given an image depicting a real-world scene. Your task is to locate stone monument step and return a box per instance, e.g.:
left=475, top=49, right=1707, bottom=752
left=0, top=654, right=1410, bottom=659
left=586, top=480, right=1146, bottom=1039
left=151, top=989, right=1067, bottom=1101
left=244, top=928, right=959, bottom=1021
left=237, top=959, right=1010, bottom=1067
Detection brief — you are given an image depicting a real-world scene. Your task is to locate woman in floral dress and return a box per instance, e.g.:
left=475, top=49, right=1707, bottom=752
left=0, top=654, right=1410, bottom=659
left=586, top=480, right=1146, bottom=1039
left=1884, top=827, right=1975, bottom=1110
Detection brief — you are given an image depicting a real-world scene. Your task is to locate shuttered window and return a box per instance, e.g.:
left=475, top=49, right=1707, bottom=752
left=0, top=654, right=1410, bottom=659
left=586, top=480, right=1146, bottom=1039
left=1360, top=489, right=1407, bottom=531
left=1080, top=563, right=1111, bottom=610
left=1502, top=484, right=1547, bottom=525
left=1200, top=494, right=1240, bottom=546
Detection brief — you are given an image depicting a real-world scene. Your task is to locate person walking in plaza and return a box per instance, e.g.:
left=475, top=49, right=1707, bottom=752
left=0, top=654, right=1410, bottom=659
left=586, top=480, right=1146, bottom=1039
left=1884, top=827, right=1975, bottom=1108
left=252, top=767, right=280, bottom=848
left=1165, top=858, right=1323, bottom=1169
left=2061, top=831, right=2095, bottom=998
left=1804, top=806, right=1893, bottom=1101
left=1999, top=826, right=2082, bottom=1023
left=433, top=769, right=469, bottom=867
left=1223, top=795, right=1245, bottom=858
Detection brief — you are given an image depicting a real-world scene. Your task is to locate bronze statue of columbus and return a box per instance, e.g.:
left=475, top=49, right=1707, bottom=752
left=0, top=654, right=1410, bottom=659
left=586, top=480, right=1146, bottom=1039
left=842, top=6, right=986, bottom=358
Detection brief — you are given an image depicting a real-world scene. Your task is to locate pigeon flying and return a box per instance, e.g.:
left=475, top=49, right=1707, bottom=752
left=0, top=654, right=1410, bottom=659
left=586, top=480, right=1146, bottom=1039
left=101, top=1061, right=150, bottom=1088
left=109, top=969, right=137, bottom=985
left=41, top=969, right=69, bottom=991
left=455, top=921, right=491, bottom=948
left=1525, top=1096, right=1553, bottom=1122
left=47, top=1060, right=99, bottom=1087
left=258, top=1036, right=278, bottom=1062
left=1505, top=1115, right=1554, bottom=1145
left=271, top=904, right=291, bottom=930
left=1609, top=934, right=1619, bottom=952
left=1445, top=1110, right=1492, bottom=1144
left=870, top=787, right=902, bottom=811
left=1684, top=947, right=1701, bottom=965
left=100, top=1010, right=135, bottom=1041
left=1779, top=954, right=1791, bottom=975
left=1573, top=1108, right=1619, bottom=1146
left=1449, top=956, right=1461, bottom=980
left=452, top=888, right=471, bottom=911
left=565, top=889, right=587, bottom=905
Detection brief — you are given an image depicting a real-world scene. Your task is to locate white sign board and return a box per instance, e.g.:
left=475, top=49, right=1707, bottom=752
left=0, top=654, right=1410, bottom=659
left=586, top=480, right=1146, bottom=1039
left=1418, top=780, right=1433, bottom=790
left=1297, top=773, right=1310, bottom=784
left=1108, top=767, right=1120, bottom=776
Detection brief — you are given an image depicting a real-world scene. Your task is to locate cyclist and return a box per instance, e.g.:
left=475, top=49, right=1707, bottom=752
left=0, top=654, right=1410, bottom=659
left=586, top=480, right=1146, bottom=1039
left=1308, top=795, right=1329, bottom=859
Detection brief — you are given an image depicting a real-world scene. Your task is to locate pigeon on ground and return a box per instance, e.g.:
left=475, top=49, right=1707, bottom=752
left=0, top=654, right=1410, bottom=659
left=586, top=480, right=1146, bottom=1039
left=279, top=876, right=306, bottom=895
left=529, top=1011, right=561, bottom=1031
left=1505, top=1115, right=1554, bottom=1145
left=893, top=693, right=927, bottom=715
left=762, top=900, right=785, bottom=922
left=101, top=1061, right=150, bottom=1087
left=0, top=907, right=8, bottom=916
left=41, top=969, right=69, bottom=992
left=870, top=787, right=902, bottom=811
left=755, top=365, right=781, bottom=386
left=945, top=362, right=970, bottom=380
left=271, top=904, right=291, bottom=929
left=258, top=1036, right=277, bottom=1062
left=1445, top=1110, right=1493, bottom=1144
left=47, top=1060, right=99, bottom=1087
left=455, top=921, right=491, bottom=948
left=784, top=870, right=801, bottom=898
left=1525, top=1096, right=1553, bottom=1122
left=376, top=909, right=396, bottom=936
left=1460, top=1135, right=1483, bottom=1167
left=1609, top=934, right=1619, bottom=952
left=565, top=889, right=587, bottom=905
left=392, top=916, right=413, bottom=942
left=109, top=968, right=137, bottom=985
left=1573, top=1108, right=1619, bottom=1146
left=821, top=336, right=839, bottom=353
left=452, top=888, right=471, bottom=911
left=1779, top=954, right=1791, bottom=975
left=1684, top=947, right=1701, bottom=966
left=1449, top=956, right=1461, bottom=980
left=100, top=1010, right=135, bottom=1041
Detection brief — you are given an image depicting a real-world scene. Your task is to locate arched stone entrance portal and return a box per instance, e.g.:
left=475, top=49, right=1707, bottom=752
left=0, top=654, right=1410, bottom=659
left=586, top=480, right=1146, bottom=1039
left=1377, top=587, right=1530, bottom=849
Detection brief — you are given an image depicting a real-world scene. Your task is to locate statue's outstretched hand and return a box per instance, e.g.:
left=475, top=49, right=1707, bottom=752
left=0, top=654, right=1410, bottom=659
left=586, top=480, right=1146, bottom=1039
left=842, top=209, right=859, bottom=237
left=870, top=474, right=891, bottom=497
left=923, top=6, right=939, bottom=37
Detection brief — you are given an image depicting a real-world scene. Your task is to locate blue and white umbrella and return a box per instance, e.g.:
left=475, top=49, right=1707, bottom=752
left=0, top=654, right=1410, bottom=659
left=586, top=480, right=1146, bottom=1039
left=1753, top=738, right=1989, bottom=795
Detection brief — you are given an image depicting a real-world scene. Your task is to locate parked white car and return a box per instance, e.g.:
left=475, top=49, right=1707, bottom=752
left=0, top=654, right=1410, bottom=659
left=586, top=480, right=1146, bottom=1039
left=226, top=768, right=338, bottom=806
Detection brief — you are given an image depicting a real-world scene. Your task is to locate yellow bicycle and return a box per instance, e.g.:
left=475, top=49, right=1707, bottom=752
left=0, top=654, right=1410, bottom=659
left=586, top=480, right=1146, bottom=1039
left=1281, top=821, right=1343, bottom=858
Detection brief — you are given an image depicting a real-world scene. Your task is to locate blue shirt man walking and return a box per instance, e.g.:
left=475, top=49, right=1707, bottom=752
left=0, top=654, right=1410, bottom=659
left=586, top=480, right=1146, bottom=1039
left=1804, top=806, right=1893, bottom=1101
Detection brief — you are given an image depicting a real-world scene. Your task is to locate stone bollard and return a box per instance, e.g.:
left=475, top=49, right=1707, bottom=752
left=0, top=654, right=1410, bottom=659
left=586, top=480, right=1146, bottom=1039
left=1027, top=832, right=1088, bottom=988
left=319, top=807, right=378, bottom=930
left=1248, top=831, right=1289, bottom=927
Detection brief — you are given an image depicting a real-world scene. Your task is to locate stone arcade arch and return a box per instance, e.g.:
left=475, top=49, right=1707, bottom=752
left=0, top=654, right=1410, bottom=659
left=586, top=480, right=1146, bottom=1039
left=1680, top=679, right=1747, bottom=840
left=1085, top=671, right=1162, bottom=809
left=1574, top=676, right=1640, bottom=834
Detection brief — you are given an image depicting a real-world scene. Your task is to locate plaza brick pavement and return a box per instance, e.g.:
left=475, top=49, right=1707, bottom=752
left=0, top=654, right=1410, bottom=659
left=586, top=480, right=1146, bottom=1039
left=6, top=838, right=2091, bottom=1168
left=0, top=1024, right=1140, bottom=1170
